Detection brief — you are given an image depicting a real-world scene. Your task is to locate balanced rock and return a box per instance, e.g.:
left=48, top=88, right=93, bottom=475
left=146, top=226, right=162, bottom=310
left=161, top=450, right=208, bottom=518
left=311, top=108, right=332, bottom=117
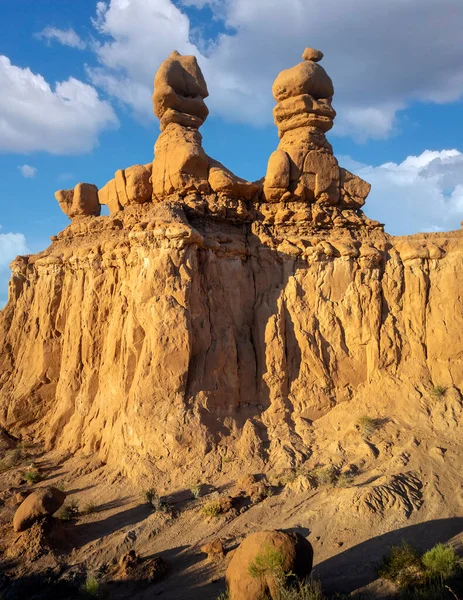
left=13, top=487, right=66, bottom=532
left=302, top=47, right=323, bottom=62
left=99, top=163, right=153, bottom=214
left=153, top=50, right=209, bottom=131
left=263, top=46, right=370, bottom=212
left=55, top=183, right=100, bottom=219
left=151, top=50, right=259, bottom=203
left=226, top=530, right=313, bottom=600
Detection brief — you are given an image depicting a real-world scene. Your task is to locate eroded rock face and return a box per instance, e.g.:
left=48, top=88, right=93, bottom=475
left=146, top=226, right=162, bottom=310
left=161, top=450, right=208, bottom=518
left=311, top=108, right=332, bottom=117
left=2, top=47, right=463, bottom=490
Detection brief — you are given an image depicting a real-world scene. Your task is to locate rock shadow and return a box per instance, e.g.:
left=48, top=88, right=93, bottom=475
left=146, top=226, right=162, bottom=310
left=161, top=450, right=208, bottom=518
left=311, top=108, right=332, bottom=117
left=70, top=502, right=152, bottom=547
left=314, top=517, right=463, bottom=594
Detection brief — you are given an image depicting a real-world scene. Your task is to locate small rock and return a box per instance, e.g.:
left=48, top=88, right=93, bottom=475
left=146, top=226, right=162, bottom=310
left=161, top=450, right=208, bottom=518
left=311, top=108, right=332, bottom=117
left=201, top=538, right=225, bottom=560
left=302, top=47, right=324, bottom=62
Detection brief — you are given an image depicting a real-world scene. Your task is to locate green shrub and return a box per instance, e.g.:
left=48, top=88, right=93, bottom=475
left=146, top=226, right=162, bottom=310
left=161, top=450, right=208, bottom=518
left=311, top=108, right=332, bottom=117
left=378, top=541, right=462, bottom=592
left=0, top=448, right=22, bottom=473
left=201, top=499, right=222, bottom=518
left=400, top=583, right=455, bottom=599
left=56, top=481, right=66, bottom=492
left=335, top=472, right=355, bottom=488
left=143, top=488, right=172, bottom=513
left=190, top=483, right=202, bottom=499
left=274, top=579, right=326, bottom=599
left=431, top=385, right=447, bottom=399
left=357, top=415, right=378, bottom=438
left=24, top=470, right=42, bottom=484
left=56, top=499, right=79, bottom=521
left=83, top=575, right=100, bottom=597
left=82, top=502, right=97, bottom=515
left=248, top=545, right=285, bottom=580
left=309, top=465, right=338, bottom=487
left=422, top=544, right=460, bottom=582
left=143, top=488, right=156, bottom=505
left=377, top=542, right=424, bottom=589
left=263, top=487, right=274, bottom=498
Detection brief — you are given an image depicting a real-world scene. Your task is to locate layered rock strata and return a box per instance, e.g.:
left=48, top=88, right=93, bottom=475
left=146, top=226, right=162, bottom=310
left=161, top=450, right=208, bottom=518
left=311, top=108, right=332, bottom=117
left=1, top=48, right=463, bottom=488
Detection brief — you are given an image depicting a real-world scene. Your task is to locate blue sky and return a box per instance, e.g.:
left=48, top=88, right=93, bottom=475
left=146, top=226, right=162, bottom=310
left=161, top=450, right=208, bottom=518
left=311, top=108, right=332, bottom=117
left=1, top=0, right=463, bottom=305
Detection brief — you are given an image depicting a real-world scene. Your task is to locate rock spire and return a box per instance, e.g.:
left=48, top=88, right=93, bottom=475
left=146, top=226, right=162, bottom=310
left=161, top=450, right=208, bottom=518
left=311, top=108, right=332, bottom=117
left=263, top=47, right=370, bottom=215
left=54, top=47, right=376, bottom=229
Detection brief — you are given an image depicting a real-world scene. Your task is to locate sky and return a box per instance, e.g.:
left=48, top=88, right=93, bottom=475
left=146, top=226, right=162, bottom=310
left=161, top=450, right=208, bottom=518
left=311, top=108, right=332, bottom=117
left=1, top=0, right=463, bottom=305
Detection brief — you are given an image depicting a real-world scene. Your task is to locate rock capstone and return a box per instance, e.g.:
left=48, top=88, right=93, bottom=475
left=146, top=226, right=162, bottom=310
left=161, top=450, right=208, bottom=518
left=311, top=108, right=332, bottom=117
left=55, top=183, right=100, bottom=219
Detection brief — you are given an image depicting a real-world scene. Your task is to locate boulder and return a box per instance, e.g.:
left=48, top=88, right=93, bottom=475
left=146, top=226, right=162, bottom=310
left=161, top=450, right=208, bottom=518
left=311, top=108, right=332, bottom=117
left=55, top=183, right=100, bottom=219
left=13, top=487, right=66, bottom=532
left=125, top=164, right=152, bottom=204
left=201, top=538, right=225, bottom=560
left=302, top=47, right=324, bottom=62
left=153, top=50, right=209, bottom=131
left=115, top=550, right=169, bottom=583
left=225, top=530, right=313, bottom=600
left=272, top=60, right=334, bottom=103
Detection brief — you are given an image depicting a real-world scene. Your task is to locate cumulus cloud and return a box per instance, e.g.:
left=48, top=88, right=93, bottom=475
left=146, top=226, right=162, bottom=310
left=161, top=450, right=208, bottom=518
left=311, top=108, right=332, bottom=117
left=0, top=228, right=28, bottom=270
left=87, top=0, right=463, bottom=139
left=343, top=149, right=463, bottom=235
left=17, top=164, right=37, bottom=178
left=35, top=27, right=86, bottom=50
left=0, top=55, right=119, bottom=154
left=0, top=226, right=29, bottom=307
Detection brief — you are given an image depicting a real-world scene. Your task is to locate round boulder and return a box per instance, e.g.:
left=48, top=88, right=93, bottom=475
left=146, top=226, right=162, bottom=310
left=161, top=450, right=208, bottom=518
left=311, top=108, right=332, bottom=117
left=272, top=61, right=334, bottom=102
left=13, top=487, right=66, bottom=532
left=225, top=530, right=313, bottom=600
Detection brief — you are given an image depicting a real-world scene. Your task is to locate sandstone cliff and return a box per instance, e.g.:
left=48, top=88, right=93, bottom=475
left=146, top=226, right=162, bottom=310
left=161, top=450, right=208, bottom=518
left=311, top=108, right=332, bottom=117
left=1, top=49, right=462, bottom=492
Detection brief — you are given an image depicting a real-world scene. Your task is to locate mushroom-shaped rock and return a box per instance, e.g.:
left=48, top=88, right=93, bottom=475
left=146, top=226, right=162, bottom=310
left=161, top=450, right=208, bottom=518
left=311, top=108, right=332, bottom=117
left=225, top=530, right=313, bottom=600
left=151, top=52, right=256, bottom=202
left=55, top=183, right=100, bottom=219
left=263, top=46, right=372, bottom=221
left=13, top=487, right=66, bottom=532
left=153, top=50, right=209, bottom=131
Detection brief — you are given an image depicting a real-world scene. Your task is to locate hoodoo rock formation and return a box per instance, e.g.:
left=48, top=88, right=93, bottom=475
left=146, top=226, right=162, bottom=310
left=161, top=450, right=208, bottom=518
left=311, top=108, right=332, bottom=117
left=1, top=48, right=463, bottom=492
left=263, top=48, right=373, bottom=228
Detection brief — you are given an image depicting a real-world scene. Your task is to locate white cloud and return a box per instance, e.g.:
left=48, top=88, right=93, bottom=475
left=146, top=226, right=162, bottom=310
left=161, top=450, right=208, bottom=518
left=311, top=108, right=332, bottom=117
left=0, top=227, right=28, bottom=271
left=344, top=149, right=463, bottom=235
left=87, top=0, right=463, bottom=140
left=17, top=164, right=37, bottom=178
left=0, top=226, right=29, bottom=307
left=0, top=55, right=119, bottom=154
left=88, top=0, right=199, bottom=120
left=35, top=27, right=86, bottom=50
